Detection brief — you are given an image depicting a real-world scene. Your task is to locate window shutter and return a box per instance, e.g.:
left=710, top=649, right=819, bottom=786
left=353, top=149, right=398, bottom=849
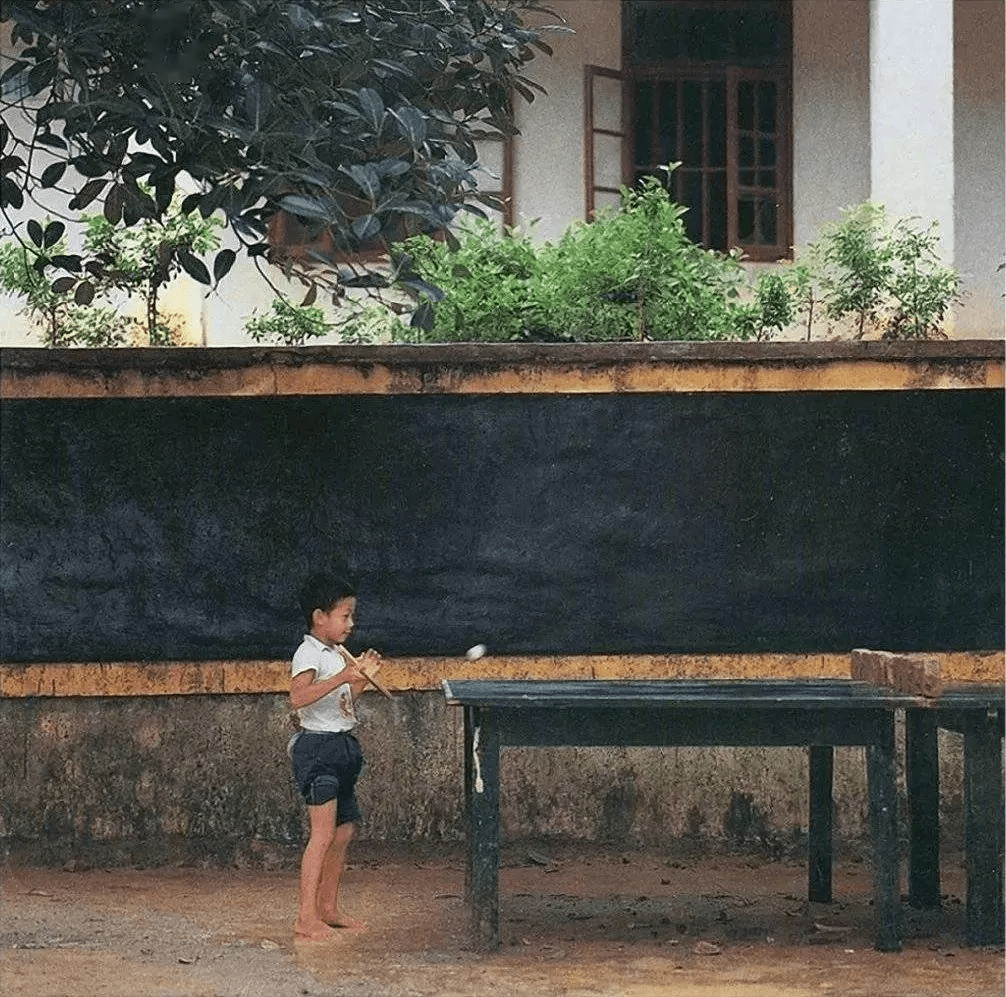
left=584, top=65, right=629, bottom=219
left=726, top=66, right=790, bottom=260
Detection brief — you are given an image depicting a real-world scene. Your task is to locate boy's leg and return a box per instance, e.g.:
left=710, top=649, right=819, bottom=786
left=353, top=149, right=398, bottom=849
left=295, top=800, right=337, bottom=939
left=318, top=820, right=365, bottom=929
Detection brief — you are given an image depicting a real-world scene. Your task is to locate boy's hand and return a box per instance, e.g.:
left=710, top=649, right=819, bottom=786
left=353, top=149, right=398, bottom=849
left=358, top=648, right=381, bottom=672
left=358, top=649, right=393, bottom=698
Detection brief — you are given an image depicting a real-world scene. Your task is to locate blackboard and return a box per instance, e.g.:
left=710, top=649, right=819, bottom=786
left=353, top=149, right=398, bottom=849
left=1, top=390, right=1002, bottom=662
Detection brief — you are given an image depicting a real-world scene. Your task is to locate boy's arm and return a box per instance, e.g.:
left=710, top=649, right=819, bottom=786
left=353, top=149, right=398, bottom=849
left=289, top=663, right=363, bottom=710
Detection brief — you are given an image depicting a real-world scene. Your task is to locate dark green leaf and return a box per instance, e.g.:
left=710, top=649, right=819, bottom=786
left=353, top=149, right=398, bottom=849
left=410, top=299, right=435, bottom=331
left=280, top=194, right=331, bottom=219
left=391, top=105, right=427, bottom=149
left=1, top=177, right=24, bottom=209
left=42, top=221, right=65, bottom=248
left=355, top=87, right=385, bottom=131
left=68, top=179, right=107, bottom=210
left=27, top=218, right=44, bottom=246
left=1, top=154, right=26, bottom=176
left=40, top=161, right=66, bottom=187
left=351, top=214, right=381, bottom=240
left=0, top=59, right=28, bottom=87
left=34, top=132, right=67, bottom=150
left=212, top=249, right=236, bottom=282
left=301, top=283, right=317, bottom=306
left=51, top=277, right=76, bottom=294
left=50, top=255, right=81, bottom=272
left=74, top=281, right=95, bottom=305
left=178, top=250, right=211, bottom=285
left=103, top=184, right=124, bottom=224
left=398, top=276, right=445, bottom=302
left=341, top=164, right=380, bottom=200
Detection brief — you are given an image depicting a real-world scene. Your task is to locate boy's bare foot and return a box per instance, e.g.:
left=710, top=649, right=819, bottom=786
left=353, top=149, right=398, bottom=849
left=294, top=917, right=336, bottom=940
left=319, top=908, right=367, bottom=930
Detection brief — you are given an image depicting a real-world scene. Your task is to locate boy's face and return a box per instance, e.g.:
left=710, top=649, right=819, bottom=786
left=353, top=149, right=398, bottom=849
left=311, top=596, right=357, bottom=647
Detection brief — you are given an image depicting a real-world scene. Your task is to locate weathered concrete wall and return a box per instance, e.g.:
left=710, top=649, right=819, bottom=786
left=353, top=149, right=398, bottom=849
left=1, top=343, right=997, bottom=867
left=0, top=692, right=968, bottom=869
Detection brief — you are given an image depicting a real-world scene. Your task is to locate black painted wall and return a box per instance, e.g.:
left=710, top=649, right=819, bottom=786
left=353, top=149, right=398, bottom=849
left=2, top=390, right=1002, bottom=662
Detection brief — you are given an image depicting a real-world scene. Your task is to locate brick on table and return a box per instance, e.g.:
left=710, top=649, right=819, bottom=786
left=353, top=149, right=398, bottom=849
left=851, top=649, right=942, bottom=697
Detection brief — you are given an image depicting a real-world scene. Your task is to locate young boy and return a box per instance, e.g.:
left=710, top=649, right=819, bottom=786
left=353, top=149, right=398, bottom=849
left=289, top=572, right=382, bottom=939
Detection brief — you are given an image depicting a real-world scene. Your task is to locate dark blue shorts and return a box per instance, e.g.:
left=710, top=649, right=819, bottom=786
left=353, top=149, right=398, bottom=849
left=290, top=730, right=364, bottom=825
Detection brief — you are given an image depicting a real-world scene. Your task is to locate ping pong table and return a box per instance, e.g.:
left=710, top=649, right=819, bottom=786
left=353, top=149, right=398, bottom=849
left=443, top=677, right=916, bottom=952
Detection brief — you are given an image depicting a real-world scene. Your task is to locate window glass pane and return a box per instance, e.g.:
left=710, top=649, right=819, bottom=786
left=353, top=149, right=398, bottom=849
left=592, top=71, right=624, bottom=134
left=758, top=81, right=777, bottom=132
left=759, top=138, right=776, bottom=168
left=759, top=198, right=777, bottom=244
left=634, top=81, right=653, bottom=167
left=738, top=82, right=754, bottom=131
left=631, top=3, right=681, bottom=62
left=657, top=82, right=678, bottom=164
left=737, top=196, right=778, bottom=245
left=682, top=168, right=703, bottom=243
left=708, top=172, right=727, bottom=251
left=628, top=1, right=787, bottom=67
left=707, top=82, right=726, bottom=168
left=682, top=80, right=703, bottom=167
left=739, top=134, right=754, bottom=169
left=738, top=197, right=755, bottom=241
left=595, top=132, right=625, bottom=190
left=683, top=10, right=732, bottom=61
left=595, top=189, right=624, bottom=213
left=734, top=7, right=786, bottom=63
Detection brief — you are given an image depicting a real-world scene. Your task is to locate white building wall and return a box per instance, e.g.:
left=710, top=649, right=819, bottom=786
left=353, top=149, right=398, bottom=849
left=514, top=0, right=622, bottom=242
left=791, top=0, right=871, bottom=247
left=953, top=0, right=1005, bottom=337
left=1, top=0, right=1002, bottom=345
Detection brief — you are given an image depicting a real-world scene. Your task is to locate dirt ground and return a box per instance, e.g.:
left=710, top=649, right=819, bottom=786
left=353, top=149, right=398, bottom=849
left=2, top=847, right=1002, bottom=997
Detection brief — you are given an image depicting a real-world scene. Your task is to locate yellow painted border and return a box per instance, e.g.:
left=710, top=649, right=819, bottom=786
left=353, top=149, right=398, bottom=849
left=2, top=342, right=1002, bottom=399
left=2, top=651, right=1001, bottom=698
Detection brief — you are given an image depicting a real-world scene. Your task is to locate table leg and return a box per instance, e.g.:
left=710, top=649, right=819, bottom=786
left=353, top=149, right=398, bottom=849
left=963, top=710, right=1004, bottom=947
left=465, top=706, right=501, bottom=950
left=867, top=716, right=902, bottom=952
left=905, top=709, right=941, bottom=909
left=808, top=745, right=833, bottom=903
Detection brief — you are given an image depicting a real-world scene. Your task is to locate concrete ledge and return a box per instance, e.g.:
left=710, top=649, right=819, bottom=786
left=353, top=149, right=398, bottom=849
left=2, top=340, right=1003, bottom=398
left=2, top=651, right=1002, bottom=697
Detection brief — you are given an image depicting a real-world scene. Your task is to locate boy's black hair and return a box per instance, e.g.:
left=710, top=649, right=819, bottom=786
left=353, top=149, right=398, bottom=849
left=298, top=572, right=357, bottom=629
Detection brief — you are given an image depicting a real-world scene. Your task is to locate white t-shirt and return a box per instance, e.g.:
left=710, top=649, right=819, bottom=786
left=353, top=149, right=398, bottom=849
left=291, top=634, right=358, bottom=733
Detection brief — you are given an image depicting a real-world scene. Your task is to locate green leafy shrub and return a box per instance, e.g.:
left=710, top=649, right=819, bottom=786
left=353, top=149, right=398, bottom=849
left=245, top=298, right=332, bottom=346
left=0, top=224, right=137, bottom=346
left=82, top=193, right=222, bottom=344
left=394, top=218, right=540, bottom=342
left=0, top=192, right=222, bottom=346
left=392, top=186, right=960, bottom=344
left=531, top=176, right=751, bottom=341
left=811, top=202, right=959, bottom=340
left=396, top=174, right=759, bottom=342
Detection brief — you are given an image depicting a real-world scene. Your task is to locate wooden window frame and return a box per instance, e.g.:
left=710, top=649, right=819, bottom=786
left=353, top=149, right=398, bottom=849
left=613, top=0, right=793, bottom=261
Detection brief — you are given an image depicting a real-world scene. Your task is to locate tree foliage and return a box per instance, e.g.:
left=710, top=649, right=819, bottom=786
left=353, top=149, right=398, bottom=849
left=0, top=0, right=561, bottom=296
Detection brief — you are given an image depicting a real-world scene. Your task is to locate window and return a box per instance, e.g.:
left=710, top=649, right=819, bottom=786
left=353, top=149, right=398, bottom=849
left=589, top=0, right=791, bottom=260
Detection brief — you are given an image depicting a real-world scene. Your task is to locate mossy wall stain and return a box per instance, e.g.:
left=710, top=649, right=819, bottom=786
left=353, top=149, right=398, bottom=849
left=1, top=693, right=969, bottom=868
